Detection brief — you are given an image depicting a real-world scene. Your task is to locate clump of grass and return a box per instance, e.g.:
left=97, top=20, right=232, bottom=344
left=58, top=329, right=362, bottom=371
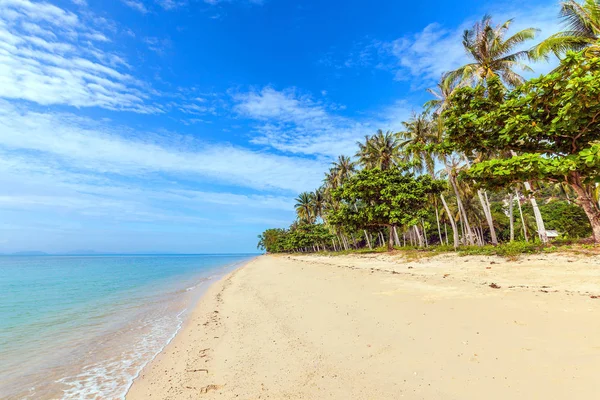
left=458, top=241, right=543, bottom=259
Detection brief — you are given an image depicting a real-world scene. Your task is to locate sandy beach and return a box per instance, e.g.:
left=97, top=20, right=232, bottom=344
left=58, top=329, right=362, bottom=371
left=126, top=253, right=600, bottom=399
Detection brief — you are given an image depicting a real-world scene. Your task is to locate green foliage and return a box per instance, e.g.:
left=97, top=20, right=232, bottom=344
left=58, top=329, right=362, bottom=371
left=444, top=51, right=600, bottom=240
left=257, top=228, right=288, bottom=253
left=524, top=200, right=593, bottom=238
left=458, top=241, right=544, bottom=258
left=257, top=224, right=335, bottom=253
left=445, top=52, right=600, bottom=177
left=328, top=168, right=444, bottom=231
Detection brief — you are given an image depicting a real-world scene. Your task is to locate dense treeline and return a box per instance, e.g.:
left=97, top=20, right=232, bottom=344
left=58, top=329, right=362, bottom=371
left=258, top=1, right=599, bottom=253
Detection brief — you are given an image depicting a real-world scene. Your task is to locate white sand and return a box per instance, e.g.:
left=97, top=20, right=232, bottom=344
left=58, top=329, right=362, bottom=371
left=127, top=253, right=600, bottom=399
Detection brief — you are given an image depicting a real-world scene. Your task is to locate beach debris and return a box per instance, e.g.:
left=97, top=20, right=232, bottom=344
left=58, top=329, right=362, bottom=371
left=199, top=384, right=222, bottom=394
left=443, top=274, right=450, bottom=278
left=187, top=368, right=209, bottom=373
left=486, top=267, right=492, bottom=269
left=591, top=295, right=599, bottom=299
left=489, top=283, right=501, bottom=289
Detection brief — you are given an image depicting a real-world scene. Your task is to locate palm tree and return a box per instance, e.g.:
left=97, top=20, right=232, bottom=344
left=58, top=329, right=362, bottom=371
left=425, top=77, right=459, bottom=116
left=398, top=112, right=437, bottom=175
left=442, top=15, right=538, bottom=245
left=332, top=155, right=356, bottom=186
left=356, top=130, right=401, bottom=170
left=445, top=15, right=539, bottom=88
left=534, top=0, right=600, bottom=58
left=311, top=188, right=326, bottom=222
left=294, top=192, right=315, bottom=224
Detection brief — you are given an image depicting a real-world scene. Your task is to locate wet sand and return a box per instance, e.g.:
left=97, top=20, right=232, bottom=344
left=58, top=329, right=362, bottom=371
left=126, top=253, right=600, bottom=399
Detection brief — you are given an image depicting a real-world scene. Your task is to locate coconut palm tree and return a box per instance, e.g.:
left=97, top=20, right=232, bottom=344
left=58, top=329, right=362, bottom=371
left=425, top=77, right=459, bottom=116
left=332, top=155, right=356, bottom=186
left=445, top=15, right=539, bottom=88
left=294, top=192, right=315, bottom=224
left=398, top=112, right=437, bottom=176
left=534, top=0, right=600, bottom=58
left=356, top=130, right=401, bottom=170
left=311, top=188, right=326, bottom=222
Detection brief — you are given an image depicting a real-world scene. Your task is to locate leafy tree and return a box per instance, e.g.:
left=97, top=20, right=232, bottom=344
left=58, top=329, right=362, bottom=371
left=257, top=228, right=288, bottom=253
left=525, top=201, right=593, bottom=238
left=329, top=168, right=443, bottom=251
left=443, top=51, right=600, bottom=242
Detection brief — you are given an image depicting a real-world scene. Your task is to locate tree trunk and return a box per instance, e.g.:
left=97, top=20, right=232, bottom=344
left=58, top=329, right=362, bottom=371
left=509, top=152, right=547, bottom=243
left=435, top=207, right=443, bottom=245
left=444, top=223, right=449, bottom=246
left=440, top=194, right=459, bottom=249
left=508, top=193, right=515, bottom=242
left=569, top=173, right=600, bottom=243
left=422, top=220, right=429, bottom=247
left=446, top=168, right=475, bottom=245
left=393, top=226, right=401, bottom=247
left=413, top=225, right=424, bottom=247
left=515, top=190, right=529, bottom=242
left=387, top=226, right=394, bottom=251
left=523, top=181, right=548, bottom=243
left=363, top=230, right=372, bottom=249
left=463, top=157, right=497, bottom=245
left=483, top=190, right=499, bottom=245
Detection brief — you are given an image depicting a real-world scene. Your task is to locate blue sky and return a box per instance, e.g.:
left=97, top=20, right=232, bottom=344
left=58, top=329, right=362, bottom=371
left=0, top=0, right=562, bottom=253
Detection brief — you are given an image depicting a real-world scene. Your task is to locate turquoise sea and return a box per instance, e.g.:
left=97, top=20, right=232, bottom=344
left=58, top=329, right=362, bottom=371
left=0, top=254, right=254, bottom=399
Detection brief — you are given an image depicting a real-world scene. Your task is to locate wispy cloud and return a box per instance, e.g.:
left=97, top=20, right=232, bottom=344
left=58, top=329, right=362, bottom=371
left=156, top=0, right=188, bottom=10
left=0, top=0, right=159, bottom=112
left=232, top=87, right=411, bottom=157
left=332, top=3, right=561, bottom=87
left=121, top=0, right=148, bottom=14
left=0, top=101, right=327, bottom=193
left=143, top=36, right=172, bottom=55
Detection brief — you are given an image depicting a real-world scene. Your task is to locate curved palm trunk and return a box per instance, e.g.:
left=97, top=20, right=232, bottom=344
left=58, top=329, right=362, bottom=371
left=440, top=194, right=459, bottom=249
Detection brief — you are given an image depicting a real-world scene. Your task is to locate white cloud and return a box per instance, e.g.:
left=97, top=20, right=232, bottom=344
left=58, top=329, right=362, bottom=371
left=342, top=2, right=562, bottom=86
left=156, top=0, right=187, bottom=9
left=0, top=0, right=158, bottom=112
left=0, top=101, right=327, bottom=193
left=233, top=87, right=411, bottom=157
left=143, top=36, right=171, bottom=54
left=121, top=0, right=148, bottom=13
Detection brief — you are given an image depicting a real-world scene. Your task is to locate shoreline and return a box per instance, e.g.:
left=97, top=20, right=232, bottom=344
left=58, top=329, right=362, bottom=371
left=126, top=252, right=600, bottom=399
left=123, top=257, right=255, bottom=399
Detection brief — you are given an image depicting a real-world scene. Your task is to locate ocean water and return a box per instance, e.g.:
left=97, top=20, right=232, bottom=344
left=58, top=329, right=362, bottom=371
left=0, top=254, right=254, bottom=400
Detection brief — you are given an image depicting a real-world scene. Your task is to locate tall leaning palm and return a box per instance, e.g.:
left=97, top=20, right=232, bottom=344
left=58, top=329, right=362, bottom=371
left=445, top=15, right=539, bottom=88
left=535, top=0, right=600, bottom=58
